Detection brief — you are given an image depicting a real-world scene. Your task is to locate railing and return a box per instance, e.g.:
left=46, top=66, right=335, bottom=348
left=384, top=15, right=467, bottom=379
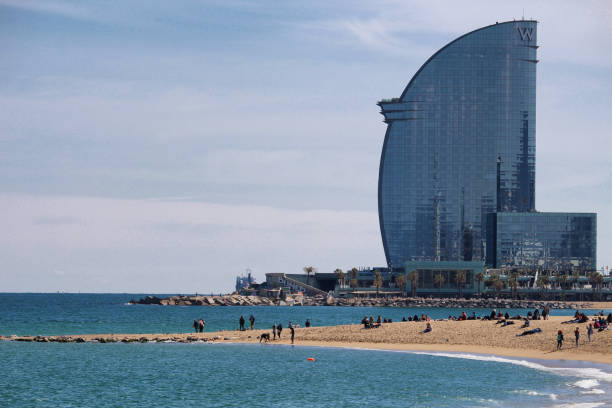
left=281, top=274, right=327, bottom=296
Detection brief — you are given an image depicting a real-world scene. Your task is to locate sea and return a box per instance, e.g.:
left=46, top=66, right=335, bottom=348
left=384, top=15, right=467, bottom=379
left=1, top=293, right=611, bottom=407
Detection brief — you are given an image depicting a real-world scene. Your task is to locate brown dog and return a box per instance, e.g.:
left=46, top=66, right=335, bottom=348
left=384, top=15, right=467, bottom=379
left=258, top=333, right=271, bottom=343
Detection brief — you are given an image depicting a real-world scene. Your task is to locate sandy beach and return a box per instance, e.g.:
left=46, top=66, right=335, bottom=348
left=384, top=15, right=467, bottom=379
left=5, top=315, right=612, bottom=365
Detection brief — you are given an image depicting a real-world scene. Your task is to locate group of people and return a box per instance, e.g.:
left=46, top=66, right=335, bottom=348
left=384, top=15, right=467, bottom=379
left=271, top=321, right=300, bottom=343
left=192, top=318, right=206, bottom=333
left=239, top=314, right=256, bottom=331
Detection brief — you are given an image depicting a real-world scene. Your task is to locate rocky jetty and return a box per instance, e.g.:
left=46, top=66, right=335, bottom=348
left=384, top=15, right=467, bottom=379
left=130, top=294, right=585, bottom=310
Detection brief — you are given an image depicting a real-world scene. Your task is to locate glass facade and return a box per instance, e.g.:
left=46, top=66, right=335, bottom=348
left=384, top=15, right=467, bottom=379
left=487, top=212, right=597, bottom=271
left=378, top=21, right=538, bottom=267
left=404, top=261, right=483, bottom=292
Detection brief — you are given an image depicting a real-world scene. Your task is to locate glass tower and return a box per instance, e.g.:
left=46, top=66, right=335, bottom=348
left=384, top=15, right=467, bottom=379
left=378, top=21, right=538, bottom=267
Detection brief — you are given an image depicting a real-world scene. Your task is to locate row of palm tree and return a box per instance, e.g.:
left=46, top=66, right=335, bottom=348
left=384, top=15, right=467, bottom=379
left=328, top=267, right=607, bottom=300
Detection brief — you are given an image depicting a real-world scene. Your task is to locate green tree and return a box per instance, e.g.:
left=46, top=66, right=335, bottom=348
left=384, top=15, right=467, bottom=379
left=487, top=273, right=502, bottom=297
left=455, top=270, right=466, bottom=298
left=492, top=278, right=503, bottom=298
left=333, top=268, right=345, bottom=288
left=303, top=266, right=317, bottom=286
left=407, top=270, right=418, bottom=297
left=349, top=267, right=359, bottom=289
left=373, top=270, right=383, bottom=298
left=590, top=272, right=604, bottom=300
left=433, top=273, right=445, bottom=296
left=394, top=274, right=407, bottom=296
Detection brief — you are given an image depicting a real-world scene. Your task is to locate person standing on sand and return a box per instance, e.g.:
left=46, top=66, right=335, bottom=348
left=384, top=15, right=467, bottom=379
left=193, top=320, right=199, bottom=333
left=239, top=315, right=245, bottom=331
left=557, top=330, right=564, bottom=350
left=587, top=324, right=593, bottom=342
left=575, top=327, right=580, bottom=347
left=249, top=314, right=255, bottom=330
left=290, top=326, right=295, bottom=344
left=198, top=319, right=205, bottom=333
left=277, top=323, right=283, bottom=339
left=272, top=324, right=277, bottom=340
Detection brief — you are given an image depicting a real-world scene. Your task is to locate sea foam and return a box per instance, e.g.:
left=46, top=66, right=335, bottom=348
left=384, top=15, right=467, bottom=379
left=406, top=351, right=612, bottom=383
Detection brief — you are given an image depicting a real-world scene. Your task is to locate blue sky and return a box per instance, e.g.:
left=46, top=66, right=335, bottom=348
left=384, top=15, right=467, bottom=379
left=1, top=0, right=611, bottom=292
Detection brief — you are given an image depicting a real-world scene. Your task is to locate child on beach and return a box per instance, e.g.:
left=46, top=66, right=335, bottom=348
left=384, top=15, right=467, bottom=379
left=424, top=323, right=432, bottom=333
left=574, top=327, right=580, bottom=348
left=587, top=324, right=593, bottom=342
left=557, top=330, right=564, bottom=350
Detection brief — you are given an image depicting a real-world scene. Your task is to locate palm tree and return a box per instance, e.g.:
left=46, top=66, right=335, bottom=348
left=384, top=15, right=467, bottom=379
left=487, top=273, right=501, bottom=298
left=476, top=272, right=485, bottom=296
left=303, top=266, right=316, bottom=286
left=590, top=272, right=604, bottom=300
left=407, top=270, right=418, bottom=297
left=373, top=270, right=383, bottom=298
left=492, top=278, right=503, bottom=298
left=508, top=272, right=519, bottom=300
left=333, top=268, right=345, bottom=288
left=433, top=273, right=445, bottom=296
left=536, top=275, right=550, bottom=300
left=349, top=267, right=359, bottom=289
left=394, top=274, right=407, bottom=296
left=573, top=271, right=583, bottom=302
left=558, top=274, right=569, bottom=301
left=455, top=270, right=466, bottom=298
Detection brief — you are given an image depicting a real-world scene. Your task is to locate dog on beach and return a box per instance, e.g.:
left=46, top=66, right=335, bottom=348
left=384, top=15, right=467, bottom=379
left=258, top=333, right=271, bottom=343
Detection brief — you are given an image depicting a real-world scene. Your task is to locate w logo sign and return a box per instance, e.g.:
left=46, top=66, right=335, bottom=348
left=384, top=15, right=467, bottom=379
left=517, top=27, right=534, bottom=41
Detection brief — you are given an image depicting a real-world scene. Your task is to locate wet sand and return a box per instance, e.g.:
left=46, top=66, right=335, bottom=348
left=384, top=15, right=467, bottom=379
left=4, top=316, right=612, bottom=364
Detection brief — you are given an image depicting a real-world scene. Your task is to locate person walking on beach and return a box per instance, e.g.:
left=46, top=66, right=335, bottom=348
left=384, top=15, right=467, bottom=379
left=290, top=325, right=295, bottom=344
left=239, top=315, right=245, bottom=331
left=272, top=324, right=277, bottom=340
left=277, top=323, right=283, bottom=339
left=587, top=323, right=593, bottom=342
left=557, top=330, right=564, bottom=350
left=193, top=320, right=199, bottom=333
left=249, top=314, right=255, bottom=330
left=575, top=327, right=580, bottom=348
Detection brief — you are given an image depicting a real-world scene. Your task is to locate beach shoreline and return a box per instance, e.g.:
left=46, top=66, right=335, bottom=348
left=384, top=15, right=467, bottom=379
left=4, top=316, right=612, bottom=365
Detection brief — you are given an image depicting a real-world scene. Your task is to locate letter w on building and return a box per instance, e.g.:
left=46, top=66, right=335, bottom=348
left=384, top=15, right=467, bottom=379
left=517, top=27, right=534, bottom=41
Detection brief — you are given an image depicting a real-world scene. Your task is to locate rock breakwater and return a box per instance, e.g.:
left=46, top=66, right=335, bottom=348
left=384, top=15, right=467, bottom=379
left=130, top=294, right=585, bottom=310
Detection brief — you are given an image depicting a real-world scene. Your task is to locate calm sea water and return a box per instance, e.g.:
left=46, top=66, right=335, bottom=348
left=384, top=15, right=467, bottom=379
left=2, top=293, right=611, bottom=407
left=1, top=342, right=611, bottom=407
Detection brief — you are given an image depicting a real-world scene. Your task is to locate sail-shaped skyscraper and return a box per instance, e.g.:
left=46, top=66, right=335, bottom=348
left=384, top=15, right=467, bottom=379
left=377, top=20, right=596, bottom=274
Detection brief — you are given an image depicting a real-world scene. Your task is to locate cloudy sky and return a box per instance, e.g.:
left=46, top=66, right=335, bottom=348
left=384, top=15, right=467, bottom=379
left=1, top=0, right=611, bottom=292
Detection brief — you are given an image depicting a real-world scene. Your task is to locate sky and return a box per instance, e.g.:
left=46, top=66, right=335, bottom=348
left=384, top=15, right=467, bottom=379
left=1, top=0, right=611, bottom=293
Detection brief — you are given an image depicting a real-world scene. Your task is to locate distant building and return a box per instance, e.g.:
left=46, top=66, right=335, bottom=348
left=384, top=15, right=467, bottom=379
left=377, top=20, right=596, bottom=274
left=235, top=270, right=255, bottom=292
